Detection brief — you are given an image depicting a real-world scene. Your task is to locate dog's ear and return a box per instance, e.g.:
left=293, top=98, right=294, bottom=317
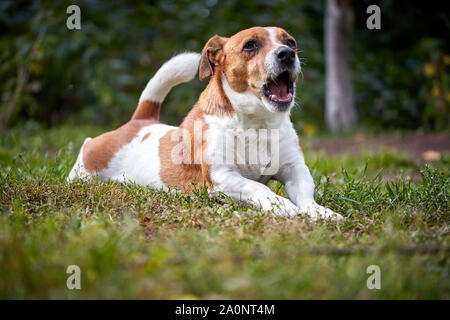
left=199, top=35, right=228, bottom=81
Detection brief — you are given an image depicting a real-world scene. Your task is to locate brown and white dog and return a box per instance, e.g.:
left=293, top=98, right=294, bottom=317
left=68, top=26, right=343, bottom=221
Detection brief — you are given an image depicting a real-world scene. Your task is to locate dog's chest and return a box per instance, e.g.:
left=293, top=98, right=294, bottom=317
left=233, top=128, right=276, bottom=180
left=205, top=115, right=283, bottom=181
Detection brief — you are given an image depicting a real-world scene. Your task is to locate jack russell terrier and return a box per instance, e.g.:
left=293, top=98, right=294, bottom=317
left=68, top=26, right=343, bottom=221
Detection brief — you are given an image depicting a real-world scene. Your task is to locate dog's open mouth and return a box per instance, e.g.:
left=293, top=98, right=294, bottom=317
left=262, top=71, right=294, bottom=107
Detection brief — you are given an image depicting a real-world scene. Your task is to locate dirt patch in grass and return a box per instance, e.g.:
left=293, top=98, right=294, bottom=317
left=312, top=132, right=450, bottom=164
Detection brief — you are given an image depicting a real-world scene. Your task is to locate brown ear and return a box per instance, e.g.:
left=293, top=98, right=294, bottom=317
left=199, top=35, right=228, bottom=81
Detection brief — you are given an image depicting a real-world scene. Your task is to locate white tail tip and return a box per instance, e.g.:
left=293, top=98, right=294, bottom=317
left=139, top=52, right=201, bottom=104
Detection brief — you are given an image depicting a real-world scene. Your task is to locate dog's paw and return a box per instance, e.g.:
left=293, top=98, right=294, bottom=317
left=251, top=191, right=300, bottom=218
left=278, top=201, right=304, bottom=218
left=299, top=202, right=344, bottom=221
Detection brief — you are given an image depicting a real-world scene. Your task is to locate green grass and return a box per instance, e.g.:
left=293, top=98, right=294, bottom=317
left=0, top=125, right=448, bottom=299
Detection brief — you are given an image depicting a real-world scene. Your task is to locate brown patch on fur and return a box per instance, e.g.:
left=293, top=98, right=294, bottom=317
left=221, top=27, right=273, bottom=96
left=131, top=100, right=161, bottom=120
left=273, top=27, right=296, bottom=47
left=159, top=107, right=212, bottom=191
left=198, top=71, right=234, bottom=117
left=83, top=119, right=158, bottom=173
left=141, top=133, right=151, bottom=142
left=199, top=35, right=228, bottom=81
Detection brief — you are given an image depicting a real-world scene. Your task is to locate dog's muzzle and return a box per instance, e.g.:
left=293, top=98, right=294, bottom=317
left=277, top=47, right=296, bottom=68
left=262, top=47, right=299, bottom=111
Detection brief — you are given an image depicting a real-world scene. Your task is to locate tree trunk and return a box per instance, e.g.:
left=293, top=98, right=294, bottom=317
left=325, top=0, right=357, bottom=131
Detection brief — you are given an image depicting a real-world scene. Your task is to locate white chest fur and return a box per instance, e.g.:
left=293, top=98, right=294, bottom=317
left=204, top=112, right=297, bottom=182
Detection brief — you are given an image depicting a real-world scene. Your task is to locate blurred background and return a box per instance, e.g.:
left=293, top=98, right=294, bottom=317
left=0, top=0, right=449, bottom=135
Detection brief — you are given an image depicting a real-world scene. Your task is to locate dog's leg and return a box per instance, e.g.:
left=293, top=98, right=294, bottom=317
left=276, top=159, right=343, bottom=221
left=211, top=169, right=300, bottom=217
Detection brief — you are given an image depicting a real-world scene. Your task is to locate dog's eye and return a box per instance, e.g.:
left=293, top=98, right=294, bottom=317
left=243, top=40, right=258, bottom=52
left=286, top=39, right=296, bottom=49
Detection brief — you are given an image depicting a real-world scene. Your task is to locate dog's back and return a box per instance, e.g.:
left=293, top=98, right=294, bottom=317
left=68, top=53, right=201, bottom=186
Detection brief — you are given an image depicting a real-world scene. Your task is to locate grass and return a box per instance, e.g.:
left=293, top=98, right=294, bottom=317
left=0, top=125, right=448, bottom=299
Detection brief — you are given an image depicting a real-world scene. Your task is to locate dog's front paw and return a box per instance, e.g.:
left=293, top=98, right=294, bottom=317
left=300, top=202, right=344, bottom=221
left=278, top=201, right=303, bottom=218
left=251, top=191, right=300, bottom=218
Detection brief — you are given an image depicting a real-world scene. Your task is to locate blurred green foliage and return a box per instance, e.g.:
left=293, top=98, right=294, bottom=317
left=353, top=1, right=450, bottom=130
left=0, top=0, right=449, bottom=131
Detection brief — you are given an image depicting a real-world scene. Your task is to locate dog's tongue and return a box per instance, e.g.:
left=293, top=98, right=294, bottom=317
left=268, top=78, right=290, bottom=100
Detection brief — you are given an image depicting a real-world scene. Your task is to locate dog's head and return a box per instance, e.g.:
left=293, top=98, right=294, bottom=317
left=199, top=26, right=301, bottom=113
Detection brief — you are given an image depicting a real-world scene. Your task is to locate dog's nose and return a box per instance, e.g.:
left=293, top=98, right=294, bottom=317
left=277, top=48, right=295, bottom=66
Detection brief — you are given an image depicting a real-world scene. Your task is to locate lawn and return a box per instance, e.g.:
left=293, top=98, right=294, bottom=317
left=0, top=125, right=448, bottom=299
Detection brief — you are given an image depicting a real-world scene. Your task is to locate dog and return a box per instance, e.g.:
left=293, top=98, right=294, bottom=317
left=68, top=26, right=343, bottom=221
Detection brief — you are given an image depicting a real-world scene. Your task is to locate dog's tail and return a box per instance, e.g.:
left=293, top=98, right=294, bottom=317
left=131, top=52, right=201, bottom=120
